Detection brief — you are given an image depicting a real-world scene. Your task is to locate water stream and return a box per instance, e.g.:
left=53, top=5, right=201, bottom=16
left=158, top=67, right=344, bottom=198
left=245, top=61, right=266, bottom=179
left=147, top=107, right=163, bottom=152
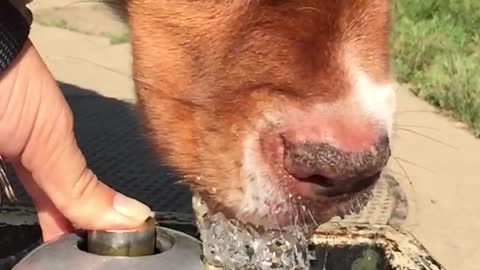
left=193, top=194, right=315, bottom=270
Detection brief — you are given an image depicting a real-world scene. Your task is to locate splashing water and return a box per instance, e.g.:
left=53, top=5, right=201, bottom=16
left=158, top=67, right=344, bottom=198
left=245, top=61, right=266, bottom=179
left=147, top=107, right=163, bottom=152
left=192, top=194, right=316, bottom=270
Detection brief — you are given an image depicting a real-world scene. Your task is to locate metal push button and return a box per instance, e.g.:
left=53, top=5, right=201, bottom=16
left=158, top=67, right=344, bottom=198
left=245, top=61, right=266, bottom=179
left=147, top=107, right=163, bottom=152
left=86, top=216, right=156, bottom=257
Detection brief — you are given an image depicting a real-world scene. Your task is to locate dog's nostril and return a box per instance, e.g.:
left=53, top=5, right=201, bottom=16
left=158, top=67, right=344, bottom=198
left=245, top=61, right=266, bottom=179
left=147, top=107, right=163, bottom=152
left=282, top=134, right=391, bottom=191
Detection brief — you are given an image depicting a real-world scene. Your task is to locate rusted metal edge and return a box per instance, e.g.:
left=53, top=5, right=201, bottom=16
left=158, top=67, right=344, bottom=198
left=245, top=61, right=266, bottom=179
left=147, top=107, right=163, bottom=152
left=311, top=223, right=446, bottom=270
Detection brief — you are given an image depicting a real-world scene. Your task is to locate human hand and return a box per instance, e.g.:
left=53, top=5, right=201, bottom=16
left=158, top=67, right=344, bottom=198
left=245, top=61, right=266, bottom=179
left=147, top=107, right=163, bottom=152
left=0, top=40, right=153, bottom=242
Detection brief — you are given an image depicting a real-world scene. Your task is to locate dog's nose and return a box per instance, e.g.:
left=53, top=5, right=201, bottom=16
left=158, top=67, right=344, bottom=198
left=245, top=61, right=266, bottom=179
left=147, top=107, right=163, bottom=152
left=282, top=134, right=391, bottom=197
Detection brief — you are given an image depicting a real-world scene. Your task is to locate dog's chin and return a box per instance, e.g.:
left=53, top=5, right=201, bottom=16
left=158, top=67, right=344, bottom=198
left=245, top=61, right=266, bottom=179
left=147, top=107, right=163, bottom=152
left=205, top=184, right=375, bottom=232
left=313, top=185, right=375, bottom=221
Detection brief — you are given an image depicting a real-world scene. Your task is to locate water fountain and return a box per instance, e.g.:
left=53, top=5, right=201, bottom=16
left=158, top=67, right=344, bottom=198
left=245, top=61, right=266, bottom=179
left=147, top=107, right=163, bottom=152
left=12, top=193, right=446, bottom=270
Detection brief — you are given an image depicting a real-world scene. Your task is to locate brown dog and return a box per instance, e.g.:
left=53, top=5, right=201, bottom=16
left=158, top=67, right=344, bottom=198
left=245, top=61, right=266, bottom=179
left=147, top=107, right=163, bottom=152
left=123, top=0, right=396, bottom=228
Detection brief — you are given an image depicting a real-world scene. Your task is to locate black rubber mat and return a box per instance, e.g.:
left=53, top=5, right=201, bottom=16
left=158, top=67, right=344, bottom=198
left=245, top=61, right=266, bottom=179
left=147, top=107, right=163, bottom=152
left=0, top=223, right=41, bottom=270
left=4, top=82, right=194, bottom=215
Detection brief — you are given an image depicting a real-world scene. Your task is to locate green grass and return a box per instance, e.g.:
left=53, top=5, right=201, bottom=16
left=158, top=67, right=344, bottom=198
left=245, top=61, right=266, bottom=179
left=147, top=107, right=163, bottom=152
left=391, top=0, right=480, bottom=137
left=102, top=32, right=130, bottom=45
left=39, top=19, right=130, bottom=45
left=42, top=19, right=70, bottom=29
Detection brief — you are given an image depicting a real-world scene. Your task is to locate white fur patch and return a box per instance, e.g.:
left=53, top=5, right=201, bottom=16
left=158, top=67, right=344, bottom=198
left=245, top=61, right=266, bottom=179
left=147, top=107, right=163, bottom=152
left=239, top=134, right=287, bottom=226
left=237, top=66, right=397, bottom=226
left=351, top=69, right=397, bottom=138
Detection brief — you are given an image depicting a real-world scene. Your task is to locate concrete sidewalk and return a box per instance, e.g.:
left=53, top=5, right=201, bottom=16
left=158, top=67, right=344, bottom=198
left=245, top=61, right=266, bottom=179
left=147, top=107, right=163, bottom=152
left=391, top=88, right=480, bottom=270
left=25, top=3, right=480, bottom=270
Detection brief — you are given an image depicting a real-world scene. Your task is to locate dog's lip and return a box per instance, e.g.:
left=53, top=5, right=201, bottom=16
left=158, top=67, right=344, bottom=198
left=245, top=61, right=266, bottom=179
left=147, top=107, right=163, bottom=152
left=302, top=171, right=382, bottom=198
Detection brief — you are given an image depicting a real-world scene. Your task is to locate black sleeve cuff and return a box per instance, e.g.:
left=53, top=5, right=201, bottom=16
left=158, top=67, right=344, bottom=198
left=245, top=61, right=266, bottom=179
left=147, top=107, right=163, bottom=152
left=0, top=0, right=31, bottom=72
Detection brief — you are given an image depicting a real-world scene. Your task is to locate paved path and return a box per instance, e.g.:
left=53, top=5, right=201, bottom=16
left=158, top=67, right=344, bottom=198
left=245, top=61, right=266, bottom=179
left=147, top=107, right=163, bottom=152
left=390, top=89, right=480, bottom=270
left=22, top=2, right=480, bottom=270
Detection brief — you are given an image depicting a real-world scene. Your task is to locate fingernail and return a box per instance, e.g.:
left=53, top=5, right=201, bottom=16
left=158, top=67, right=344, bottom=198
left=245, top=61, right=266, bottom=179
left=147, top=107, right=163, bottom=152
left=113, top=193, right=153, bottom=223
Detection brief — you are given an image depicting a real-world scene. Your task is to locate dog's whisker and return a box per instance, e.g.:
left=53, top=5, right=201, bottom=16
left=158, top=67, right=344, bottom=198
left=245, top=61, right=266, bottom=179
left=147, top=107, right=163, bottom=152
left=394, top=124, right=440, bottom=131
left=391, top=156, right=414, bottom=187
left=307, top=209, right=319, bottom=228
left=392, top=156, right=436, bottom=174
left=395, top=128, right=457, bottom=149
left=395, top=109, right=437, bottom=114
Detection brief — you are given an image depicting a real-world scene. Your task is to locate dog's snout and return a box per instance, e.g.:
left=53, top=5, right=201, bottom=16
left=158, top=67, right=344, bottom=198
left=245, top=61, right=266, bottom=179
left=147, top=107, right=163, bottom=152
left=282, top=135, right=391, bottom=196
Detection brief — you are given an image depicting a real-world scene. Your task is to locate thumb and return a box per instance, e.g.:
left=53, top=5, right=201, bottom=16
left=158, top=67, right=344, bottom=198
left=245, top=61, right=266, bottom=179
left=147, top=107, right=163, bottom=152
left=2, top=41, right=152, bottom=230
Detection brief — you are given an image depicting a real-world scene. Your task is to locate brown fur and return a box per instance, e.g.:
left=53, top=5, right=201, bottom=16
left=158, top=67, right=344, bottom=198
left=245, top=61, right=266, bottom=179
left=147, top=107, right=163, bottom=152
left=123, top=0, right=391, bottom=214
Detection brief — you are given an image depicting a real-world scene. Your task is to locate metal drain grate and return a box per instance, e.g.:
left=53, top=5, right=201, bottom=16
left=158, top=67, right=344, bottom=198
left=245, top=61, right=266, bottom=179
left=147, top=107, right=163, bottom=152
left=329, top=174, right=407, bottom=226
left=3, top=83, right=407, bottom=226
